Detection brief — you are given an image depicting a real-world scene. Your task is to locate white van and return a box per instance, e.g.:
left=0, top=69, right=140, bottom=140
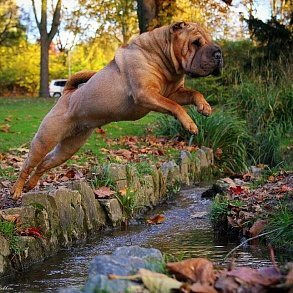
left=49, top=79, right=67, bottom=98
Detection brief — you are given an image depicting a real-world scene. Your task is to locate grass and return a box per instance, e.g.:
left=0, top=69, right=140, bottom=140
left=155, top=107, right=249, bottom=173
left=0, top=97, right=162, bottom=156
left=0, top=219, right=21, bottom=254
left=266, top=204, right=293, bottom=249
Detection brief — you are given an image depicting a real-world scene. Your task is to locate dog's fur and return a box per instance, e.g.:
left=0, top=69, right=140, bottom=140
left=11, top=22, right=222, bottom=199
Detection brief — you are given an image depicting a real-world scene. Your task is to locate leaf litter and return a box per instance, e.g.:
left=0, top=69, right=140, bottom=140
left=0, top=134, right=198, bottom=209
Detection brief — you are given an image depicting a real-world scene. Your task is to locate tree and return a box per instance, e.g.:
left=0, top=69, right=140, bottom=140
left=137, top=0, right=231, bottom=34
left=32, top=0, right=62, bottom=97
left=0, top=0, right=25, bottom=45
left=77, top=0, right=138, bottom=45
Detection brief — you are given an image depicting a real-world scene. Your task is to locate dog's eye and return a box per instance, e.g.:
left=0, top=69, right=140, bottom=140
left=192, top=39, right=201, bottom=47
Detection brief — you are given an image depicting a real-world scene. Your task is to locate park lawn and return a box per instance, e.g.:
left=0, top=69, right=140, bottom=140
left=0, top=97, right=162, bottom=156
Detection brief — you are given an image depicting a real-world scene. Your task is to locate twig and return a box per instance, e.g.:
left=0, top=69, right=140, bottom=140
left=222, top=227, right=282, bottom=263
left=268, top=244, right=279, bottom=271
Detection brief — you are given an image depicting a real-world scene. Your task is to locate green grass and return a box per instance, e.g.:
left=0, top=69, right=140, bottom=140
left=0, top=219, right=21, bottom=254
left=0, top=97, right=161, bottom=156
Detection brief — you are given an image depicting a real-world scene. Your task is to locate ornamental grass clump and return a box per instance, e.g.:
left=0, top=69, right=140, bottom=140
left=156, top=107, right=249, bottom=173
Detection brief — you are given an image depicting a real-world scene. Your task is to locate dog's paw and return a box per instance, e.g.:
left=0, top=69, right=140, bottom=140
left=182, top=119, right=198, bottom=134
left=10, top=186, right=22, bottom=201
left=196, top=101, right=212, bottom=116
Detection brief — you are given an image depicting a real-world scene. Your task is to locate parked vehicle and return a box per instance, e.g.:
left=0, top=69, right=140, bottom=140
left=49, top=79, right=67, bottom=98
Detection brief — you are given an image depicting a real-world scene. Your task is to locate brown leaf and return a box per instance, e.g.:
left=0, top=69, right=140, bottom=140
left=0, top=123, right=11, bottom=133
left=4, top=115, right=12, bottom=122
left=215, top=272, right=239, bottom=293
left=94, top=186, right=116, bottom=198
left=1, top=180, right=11, bottom=188
left=249, top=219, right=267, bottom=237
left=227, top=266, right=281, bottom=286
left=215, top=148, right=223, bottom=159
left=183, top=282, right=218, bottom=293
left=147, top=214, right=165, bottom=225
left=95, top=127, right=106, bottom=135
left=0, top=213, right=20, bottom=224
left=166, top=258, right=215, bottom=285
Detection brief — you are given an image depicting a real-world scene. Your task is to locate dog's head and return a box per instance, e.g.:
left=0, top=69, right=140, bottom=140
left=170, top=22, right=223, bottom=77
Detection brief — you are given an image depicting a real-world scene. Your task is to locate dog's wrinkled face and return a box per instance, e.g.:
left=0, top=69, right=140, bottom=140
left=170, top=22, right=223, bottom=77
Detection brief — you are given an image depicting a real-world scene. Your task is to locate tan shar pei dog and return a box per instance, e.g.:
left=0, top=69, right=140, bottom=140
left=12, top=21, right=223, bottom=199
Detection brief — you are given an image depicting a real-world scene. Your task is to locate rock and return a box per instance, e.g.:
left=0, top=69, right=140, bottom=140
left=0, top=235, right=10, bottom=257
left=16, top=236, right=47, bottom=269
left=196, top=148, right=209, bottom=169
left=115, top=179, right=128, bottom=191
left=1, top=206, right=37, bottom=228
left=84, top=246, right=163, bottom=293
left=108, top=163, right=127, bottom=181
left=191, top=211, right=208, bottom=218
left=201, top=146, right=214, bottom=166
left=70, top=181, right=106, bottom=230
left=201, top=184, right=225, bottom=198
left=22, top=191, right=61, bottom=249
left=250, top=166, right=263, bottom=177
left=53, top=189, right=86, bottom=245
left=140, top=175, right=154, bottom=207
left=98, top=198, right=123, bottom=226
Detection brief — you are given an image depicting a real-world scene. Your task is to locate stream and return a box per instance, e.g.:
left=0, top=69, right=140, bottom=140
left=1, top=186, right=274, bottom=292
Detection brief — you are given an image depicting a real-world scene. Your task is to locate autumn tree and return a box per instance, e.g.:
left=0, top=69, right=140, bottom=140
left=32, top=0, right=62, bottom=97
left=76, top=0, right=138, bottom=45
left=0, top=0, right=25, bottom=45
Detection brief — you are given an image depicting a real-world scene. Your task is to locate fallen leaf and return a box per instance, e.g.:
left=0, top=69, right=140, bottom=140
left=147, top=214, right=165, bottom=225
left=1, top=180, right=11, bottom=188
left=94, top=186, right=116, bottom=198
left=4, top=115, right=12, bottom=122
left=95, top=127, right=106, bottom=135
left=182, top=282, right=218, bottom=293
left=139, top=268, right=182, bottom=293
left=215, top=272, right=239, bottom=293
left=19, top=227, right=45, bottom=239
left=215, top=148, right=223, bottom=159
left=0, top=213, right=20, bottom=224
left=249, top=219, right=267, bottom=237
left=229, top=185, right=245, bottom=195
left=0, top=123, right=11, bottom=133
left=167, top=258, right=215, bottom=285
left=227, top=266, right=281, bottom=286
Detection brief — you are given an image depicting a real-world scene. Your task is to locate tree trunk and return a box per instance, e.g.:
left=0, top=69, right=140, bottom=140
left=137, top=0, right=157, bottom=33
left=39, top=37, right=49, bottom=97
left=32, top=0, right=62, bottom=98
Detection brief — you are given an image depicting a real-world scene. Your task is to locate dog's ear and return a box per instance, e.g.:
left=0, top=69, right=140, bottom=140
left=170, top=21, right=188, bottom=33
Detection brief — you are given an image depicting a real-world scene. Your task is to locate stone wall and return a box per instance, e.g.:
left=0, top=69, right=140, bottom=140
left=0, top=148, right=214, bottom=278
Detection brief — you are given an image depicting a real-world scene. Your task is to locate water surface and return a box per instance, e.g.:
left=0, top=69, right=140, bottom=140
left=1, top=187, right=278, bottom=292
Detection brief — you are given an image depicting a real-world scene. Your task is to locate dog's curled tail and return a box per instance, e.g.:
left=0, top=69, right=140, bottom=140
left=64, top=70, right=96, bottom=92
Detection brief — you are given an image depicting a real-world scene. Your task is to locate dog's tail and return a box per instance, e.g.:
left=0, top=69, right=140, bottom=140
left=64, top=70, right=96, bottom=92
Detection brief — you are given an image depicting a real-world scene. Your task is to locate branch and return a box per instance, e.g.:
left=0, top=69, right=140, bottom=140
left=48, top=0, right=62, bottom=43
left=31, top=0, right=41, bottom=33
left=222, top=227, right=282, bottom=263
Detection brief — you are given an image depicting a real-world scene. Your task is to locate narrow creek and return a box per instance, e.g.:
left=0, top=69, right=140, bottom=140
left=1, top=186, right=273, bottom=292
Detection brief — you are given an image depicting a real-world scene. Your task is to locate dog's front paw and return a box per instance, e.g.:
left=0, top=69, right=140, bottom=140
left=196, top=101, right=212, bottom=116
left=182, top=119, right=198, bottom=134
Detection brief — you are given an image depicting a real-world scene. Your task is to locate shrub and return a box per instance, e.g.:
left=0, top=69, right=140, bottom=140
left=155, top=107, right=249, bottom=173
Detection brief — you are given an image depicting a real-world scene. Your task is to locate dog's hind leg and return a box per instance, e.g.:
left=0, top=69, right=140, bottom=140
left=11, top=114, right=71, bottom=200
left=11, top=136, right=60, bottom=200
left=24, top=128, right=93, bottom=192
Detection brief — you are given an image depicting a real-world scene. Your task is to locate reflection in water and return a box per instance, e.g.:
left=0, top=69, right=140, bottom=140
left=0, top=187, right=281, bottom=292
